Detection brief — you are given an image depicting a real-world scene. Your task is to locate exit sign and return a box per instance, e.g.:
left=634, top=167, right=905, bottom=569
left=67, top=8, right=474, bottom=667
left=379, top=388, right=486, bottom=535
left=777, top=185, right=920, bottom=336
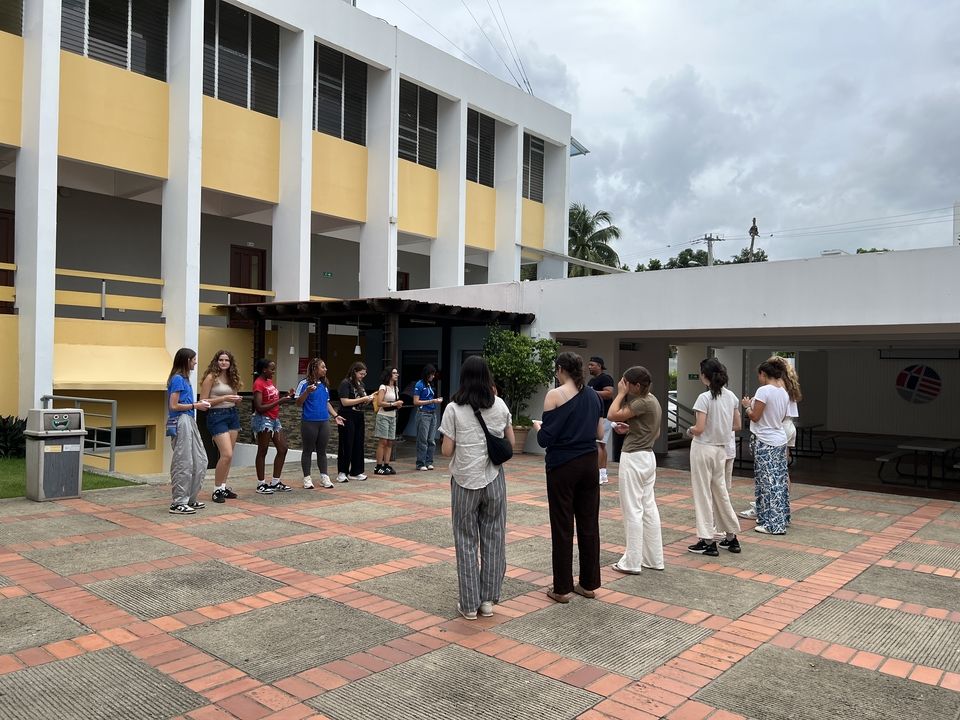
left=322, top=271, right=334, bottom=278
left=688, top=373, right=699, bottom=380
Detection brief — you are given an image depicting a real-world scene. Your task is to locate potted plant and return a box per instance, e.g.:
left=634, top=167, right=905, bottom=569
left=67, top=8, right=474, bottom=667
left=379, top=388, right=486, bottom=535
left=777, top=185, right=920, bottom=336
left=483, top=327, right=560, bottom=453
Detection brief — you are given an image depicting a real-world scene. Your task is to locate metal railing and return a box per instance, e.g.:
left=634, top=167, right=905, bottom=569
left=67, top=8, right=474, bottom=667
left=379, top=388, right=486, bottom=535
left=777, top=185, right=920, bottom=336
left=667, top=398, right=696, bottom=434
left=41, top=394, right=117, bottom=472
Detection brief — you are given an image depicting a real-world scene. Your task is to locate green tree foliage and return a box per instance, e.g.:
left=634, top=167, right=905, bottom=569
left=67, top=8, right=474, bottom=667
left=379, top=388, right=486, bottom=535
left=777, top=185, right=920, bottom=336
left=665, top=248, right=710, bottom=269
left=634, top=262, right=645, bottom=272
left=483, top=327, right=560, bottom=424
left=646, top=258, right=663, bottom=270
left=729, top=247, right=768, bottom=263
left=856, top=247, right=891, bottom=254
left=567, top=202, right=622, bottom=277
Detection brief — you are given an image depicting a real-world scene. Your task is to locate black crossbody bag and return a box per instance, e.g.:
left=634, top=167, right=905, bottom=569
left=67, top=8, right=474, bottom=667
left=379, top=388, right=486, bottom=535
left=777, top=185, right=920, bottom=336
left=472, top=406, right=513, bottom=465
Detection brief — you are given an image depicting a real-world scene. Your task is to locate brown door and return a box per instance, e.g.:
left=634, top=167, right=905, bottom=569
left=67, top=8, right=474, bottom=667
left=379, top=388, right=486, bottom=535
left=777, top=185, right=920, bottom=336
left=229, top=245, right=266, bottom=328
left=0, top=210, right=13, bottom=314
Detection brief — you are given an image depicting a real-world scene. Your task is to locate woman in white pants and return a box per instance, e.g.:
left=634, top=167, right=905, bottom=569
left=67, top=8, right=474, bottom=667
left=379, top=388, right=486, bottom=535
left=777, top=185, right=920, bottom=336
left=608, top=366, right=664, bottom=574
left=687, top=358, right=742, bottom=556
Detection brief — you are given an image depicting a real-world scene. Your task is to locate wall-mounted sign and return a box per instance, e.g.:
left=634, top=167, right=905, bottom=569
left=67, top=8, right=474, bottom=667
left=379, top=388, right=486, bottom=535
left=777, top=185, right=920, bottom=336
left=687, top=373, right=699, bottom=380
left=895, top=364, right=941, bottom=404
left=322, top=271, right=334, bottom=278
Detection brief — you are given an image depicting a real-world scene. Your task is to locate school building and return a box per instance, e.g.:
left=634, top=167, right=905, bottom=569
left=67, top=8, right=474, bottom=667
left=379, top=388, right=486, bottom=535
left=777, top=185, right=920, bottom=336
left=0, top=0, right=572, bottom=473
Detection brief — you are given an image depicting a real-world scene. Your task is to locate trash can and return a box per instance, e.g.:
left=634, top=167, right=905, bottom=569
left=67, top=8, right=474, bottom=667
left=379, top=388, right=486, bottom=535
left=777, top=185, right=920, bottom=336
left=25, top=409, right=86, bottom=501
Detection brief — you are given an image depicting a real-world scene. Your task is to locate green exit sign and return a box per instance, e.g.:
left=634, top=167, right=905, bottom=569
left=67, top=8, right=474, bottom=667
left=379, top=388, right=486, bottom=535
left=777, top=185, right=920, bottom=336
left=322, top=271, right=334, bottom=278
left=688, top=373, right=699, bottom=380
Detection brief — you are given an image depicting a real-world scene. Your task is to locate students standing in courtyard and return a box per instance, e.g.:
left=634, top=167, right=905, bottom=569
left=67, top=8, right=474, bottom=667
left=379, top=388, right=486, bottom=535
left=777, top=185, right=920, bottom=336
left=374, top=367, right=403, bottom=475
left=166, top=348, right=209, bottom=515
left=608, top=365, right=664, bottom=574
left=439, top=355, right=513, bottom=620
left=252, top=359, right=295, bottom=494
left=687, top=358, right=742, bottom=556
left=296, top=357, right=344, bottom=489
left=533, top=352, right=605, bottom=603
left=742, top=361, right=790, bottom=534
left=413, top=364, right=443, bottom=471
left=199, top=350, right=242, bottom=504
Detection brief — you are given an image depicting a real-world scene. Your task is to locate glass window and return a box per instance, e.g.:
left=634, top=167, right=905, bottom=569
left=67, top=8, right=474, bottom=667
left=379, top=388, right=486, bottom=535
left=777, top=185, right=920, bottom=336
left=216, top=1, right=248, bottom=108
left=0, top=1, right=23, bottom=36
left=130, top=0, right=168, bottom=81
left=523, top=133, right=544, bottom=202
left=398, top=79, right=438, bottom=168
left=466, top=109, right=496, bottom=187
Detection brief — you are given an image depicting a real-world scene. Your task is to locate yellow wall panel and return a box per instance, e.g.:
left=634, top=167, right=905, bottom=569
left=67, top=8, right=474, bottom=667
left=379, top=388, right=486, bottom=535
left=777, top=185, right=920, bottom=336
left=199, top=326, right=255, bottom=390
left=202, top=97, right=280, bottom=203
left=0, top=32, right=22, bottom=147
left=61, top=390, right=165, bottom=475
left=397, top=159, right=438, bottom=238
left=521, top=198, right=545, bottom=250
left=58, top=52, right=168, bottom=177
left=55, top=318, right=165, bottom=347
left=0, top=316, right=18, bottom=415
left=465, top=181, right=496, bottom=251
left=312, top=132, right=367, bottom=222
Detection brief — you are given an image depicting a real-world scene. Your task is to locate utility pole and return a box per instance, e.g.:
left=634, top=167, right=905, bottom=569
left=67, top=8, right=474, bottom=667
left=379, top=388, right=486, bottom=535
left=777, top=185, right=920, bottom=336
left=705, top=233, right=716, bottom=266
left=748, top=217, right=759, bottom=262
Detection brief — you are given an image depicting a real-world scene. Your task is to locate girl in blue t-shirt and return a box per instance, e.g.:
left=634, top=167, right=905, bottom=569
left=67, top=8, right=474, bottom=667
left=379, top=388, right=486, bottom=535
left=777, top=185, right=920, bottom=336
left=295, top=358, right=345, bottom=489
left=166, top=348, right=210, bottom=515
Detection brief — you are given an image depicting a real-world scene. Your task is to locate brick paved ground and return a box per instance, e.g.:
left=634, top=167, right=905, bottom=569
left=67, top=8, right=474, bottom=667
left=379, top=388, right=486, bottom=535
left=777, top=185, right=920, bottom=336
left=1, top=455, right=959, bottom=719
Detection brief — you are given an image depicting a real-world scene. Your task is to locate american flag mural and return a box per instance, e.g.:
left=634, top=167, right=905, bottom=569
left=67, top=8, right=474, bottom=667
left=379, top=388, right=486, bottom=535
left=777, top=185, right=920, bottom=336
left=895, top=364, right=942, bottom=404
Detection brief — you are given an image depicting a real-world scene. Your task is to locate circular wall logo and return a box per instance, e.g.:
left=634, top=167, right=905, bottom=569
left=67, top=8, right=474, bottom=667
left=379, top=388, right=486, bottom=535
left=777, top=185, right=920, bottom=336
left=895, top=364, right=941, bottom=404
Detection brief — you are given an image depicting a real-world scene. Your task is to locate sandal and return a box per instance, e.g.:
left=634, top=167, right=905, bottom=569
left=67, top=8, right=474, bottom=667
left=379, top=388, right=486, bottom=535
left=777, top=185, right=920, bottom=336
left=573, top=584, right=596, bottom=599
left=611, top=562, right=642, bottom=575
left=546, top=588, right=572, bottom=603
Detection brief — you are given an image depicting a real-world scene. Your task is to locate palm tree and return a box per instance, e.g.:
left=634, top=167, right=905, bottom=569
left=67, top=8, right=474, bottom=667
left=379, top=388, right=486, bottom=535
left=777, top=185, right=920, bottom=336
left=567, top=202, right=622, bottom=277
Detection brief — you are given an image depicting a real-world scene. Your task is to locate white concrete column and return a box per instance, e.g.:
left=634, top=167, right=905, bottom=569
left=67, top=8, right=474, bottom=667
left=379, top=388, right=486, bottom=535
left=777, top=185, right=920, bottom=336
left=488, top=122, right=522, bottom=283
left=714, top=347, right=745, bottom=398
left=431, top=97, right=466, bottom=288
left=676, top=344, right=709, bottom=410
left=161, top=0, right=204, bottom=360
left=538, top=140, right=570, bottom=280
left=272, top=29, right=312, bottom=302
left=359, top=62, right=399, bottom=297
left=15, top=0, right=61, bottom=414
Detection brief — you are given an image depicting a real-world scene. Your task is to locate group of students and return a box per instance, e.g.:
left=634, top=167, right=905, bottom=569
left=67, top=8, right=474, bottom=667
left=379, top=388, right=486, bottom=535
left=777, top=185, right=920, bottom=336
left=164, top=349, right=444, bottom=514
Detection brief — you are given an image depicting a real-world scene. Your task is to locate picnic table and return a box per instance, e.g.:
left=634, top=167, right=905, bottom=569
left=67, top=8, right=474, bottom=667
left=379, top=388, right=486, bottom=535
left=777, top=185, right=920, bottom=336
left=896, top=439, right=960, bottom=489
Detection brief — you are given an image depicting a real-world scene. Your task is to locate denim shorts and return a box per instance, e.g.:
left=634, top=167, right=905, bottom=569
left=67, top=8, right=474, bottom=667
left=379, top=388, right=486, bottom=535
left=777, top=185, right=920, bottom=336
left=205, top=407, right=240, bottom=436
left=251, top=414, right=282, bottom=435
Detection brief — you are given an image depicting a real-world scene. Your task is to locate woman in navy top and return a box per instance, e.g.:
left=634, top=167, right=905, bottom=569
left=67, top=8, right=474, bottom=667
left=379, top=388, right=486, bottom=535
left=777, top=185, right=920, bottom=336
left=413, top=364, right=444, bottom=470
left=295, top=358, right=344, bottom=489
left=533, top=352, right=604, bottom=603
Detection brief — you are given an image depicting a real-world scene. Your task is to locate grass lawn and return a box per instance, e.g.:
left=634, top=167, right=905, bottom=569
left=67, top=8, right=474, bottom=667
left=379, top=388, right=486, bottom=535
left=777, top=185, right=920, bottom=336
left=0, top=457, right=138, bottom=499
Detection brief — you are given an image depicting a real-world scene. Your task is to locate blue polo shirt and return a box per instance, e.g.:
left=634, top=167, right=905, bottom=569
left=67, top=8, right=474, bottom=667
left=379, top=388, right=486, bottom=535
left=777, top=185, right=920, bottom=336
left=414, top=379, right=437, bottom=412
left=295, top=379, right=331, bottom=421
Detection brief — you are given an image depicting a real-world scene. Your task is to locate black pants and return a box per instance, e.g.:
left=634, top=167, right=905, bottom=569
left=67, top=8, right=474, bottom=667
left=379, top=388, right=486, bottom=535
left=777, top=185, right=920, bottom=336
left=301, top=420, right=330, bottom=476
left=546, top=451, right=601, bottom=594
left=337, top=412, right=365, bottom=476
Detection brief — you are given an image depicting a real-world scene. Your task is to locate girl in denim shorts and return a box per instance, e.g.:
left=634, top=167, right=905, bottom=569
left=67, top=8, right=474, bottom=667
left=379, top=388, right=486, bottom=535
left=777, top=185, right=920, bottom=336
left=252, top=359, right=295, bottom=494
left=199, top=349, right=243, bottom=503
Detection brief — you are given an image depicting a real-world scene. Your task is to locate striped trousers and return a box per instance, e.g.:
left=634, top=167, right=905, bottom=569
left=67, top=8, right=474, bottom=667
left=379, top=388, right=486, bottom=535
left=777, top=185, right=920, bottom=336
left=450, top=468, right=507, bottom=614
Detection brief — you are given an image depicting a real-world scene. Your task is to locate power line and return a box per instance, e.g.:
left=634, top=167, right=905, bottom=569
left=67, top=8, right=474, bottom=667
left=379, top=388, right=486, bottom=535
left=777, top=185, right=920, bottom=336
left=494, top=0, right=533, bottom=95
left=485, top=0, right=531, bottom=94
left=458, top=0, right=524, bottom=90
left=392, top=0, right=493, bottom=77
left=762, top=206, right=954, bottom=235
left=723, top=214, right=954, bottom=242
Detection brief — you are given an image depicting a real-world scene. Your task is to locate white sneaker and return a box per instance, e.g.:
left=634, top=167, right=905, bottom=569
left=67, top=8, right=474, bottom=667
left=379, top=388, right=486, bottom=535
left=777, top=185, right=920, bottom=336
left=479, top=601, right=494, bottom=617
left=348, top=473, right=367, bottom=481
left=738, top=508, right=757, bottom=519
left=337, top=473, right=349, bottom=483
left=320, top=474, right=334, bottom=488
left=419, top=466, right=430, bottom=471
left=303, top=476, right=315, bottom=489
left=427, top=464, right=434, bottom=470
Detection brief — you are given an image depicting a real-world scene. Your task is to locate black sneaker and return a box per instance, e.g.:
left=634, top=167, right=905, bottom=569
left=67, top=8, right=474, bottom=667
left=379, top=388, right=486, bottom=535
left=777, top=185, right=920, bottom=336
left=374, top=465, right=387, bottom=475
left=269, top=481, right=293, bottom=492
left=383, top=465, right=397, bottom=475
left=688, top=539, right=720, bottom=557
left=719, top=536, right=742, bottom=553
left=256, top=483, right=275, bottom=495
left=188, top=500, right=206, bottom=509
left=222, top=487, right=238, bottom=499
left=169, top=504, right=196, bottom=515
left=211, top=489, right=226, bottom=503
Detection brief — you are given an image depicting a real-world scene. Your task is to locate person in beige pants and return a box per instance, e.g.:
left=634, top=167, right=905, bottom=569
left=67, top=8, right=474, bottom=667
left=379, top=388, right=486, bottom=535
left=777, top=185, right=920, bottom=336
left=687, top=358, right=742, bottom=556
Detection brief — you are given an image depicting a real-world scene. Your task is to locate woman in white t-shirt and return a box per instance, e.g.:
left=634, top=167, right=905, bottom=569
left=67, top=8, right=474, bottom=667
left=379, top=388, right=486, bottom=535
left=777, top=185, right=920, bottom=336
left=741, top=361, right=790, bottom=535
left=687, top=358, right=742, bottom=556
left=439, top=356, right=514, bottom=621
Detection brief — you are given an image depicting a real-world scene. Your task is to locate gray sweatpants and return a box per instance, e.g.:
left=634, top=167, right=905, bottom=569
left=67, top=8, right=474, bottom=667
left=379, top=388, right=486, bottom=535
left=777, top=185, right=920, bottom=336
left=170, top=414, right=207, bottom=506
left=301, top=420, right=330, bottom=476
left=450, top=467, right=506, bottom=613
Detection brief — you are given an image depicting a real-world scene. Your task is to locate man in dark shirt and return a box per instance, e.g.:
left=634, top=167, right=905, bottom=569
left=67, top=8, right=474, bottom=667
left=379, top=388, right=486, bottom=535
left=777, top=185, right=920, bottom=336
left=587, top=356, right=615, bottom=483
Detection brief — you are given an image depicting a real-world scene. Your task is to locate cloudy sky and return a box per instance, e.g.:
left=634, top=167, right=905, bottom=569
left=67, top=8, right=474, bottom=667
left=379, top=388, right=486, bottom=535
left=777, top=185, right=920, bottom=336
left=357, top=0, right=960, bottom=266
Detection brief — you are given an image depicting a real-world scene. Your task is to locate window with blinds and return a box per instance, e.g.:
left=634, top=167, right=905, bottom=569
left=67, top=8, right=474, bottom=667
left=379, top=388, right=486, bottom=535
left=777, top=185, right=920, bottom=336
left=60, top=0, right=168, bottom=81
left=522, top=132, right=544, bottom=203
left=0, top=1, right=23, bottom=35
left=202, top=0, right=279, bottom=117
left=314, top=43, right=367, bottom=146
left=466, top=109, right=495, bottom=187
left=398, top=79, right=437, bottom=169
